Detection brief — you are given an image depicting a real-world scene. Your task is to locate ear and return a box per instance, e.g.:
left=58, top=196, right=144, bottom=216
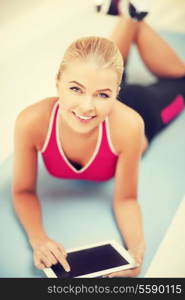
left=115, top=86, right=120, bottom=99
left=117, top=86, right=121, bottom=95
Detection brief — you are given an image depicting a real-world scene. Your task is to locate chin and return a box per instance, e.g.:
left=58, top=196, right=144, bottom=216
left=70, top=114, right=101, bottom=133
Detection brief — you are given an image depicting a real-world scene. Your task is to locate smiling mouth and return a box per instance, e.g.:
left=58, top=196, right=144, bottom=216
left=72, top=111, right=96, bottom=121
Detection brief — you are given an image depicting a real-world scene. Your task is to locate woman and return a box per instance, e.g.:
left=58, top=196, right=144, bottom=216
left=12, top=6, right=185, bottom=277
left=12, top=36, right=146, bottom=278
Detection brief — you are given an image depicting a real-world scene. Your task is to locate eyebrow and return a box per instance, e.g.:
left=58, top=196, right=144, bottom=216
left=68, top=81, right=112, bottom=93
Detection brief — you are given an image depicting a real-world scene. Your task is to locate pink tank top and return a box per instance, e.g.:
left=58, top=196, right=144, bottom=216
left=40, top=101, right=118, bottom=181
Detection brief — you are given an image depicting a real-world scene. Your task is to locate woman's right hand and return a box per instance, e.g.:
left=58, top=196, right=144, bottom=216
left=30, top=235, right=71, bottom=271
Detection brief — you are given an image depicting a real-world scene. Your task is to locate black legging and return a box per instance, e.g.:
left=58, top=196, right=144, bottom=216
left=118, top=75, right=185, bottom=142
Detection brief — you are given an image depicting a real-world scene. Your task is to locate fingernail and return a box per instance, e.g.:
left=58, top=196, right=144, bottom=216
left=135, top=263, right=140, bottom=267
left=66, top=267, right=70, bottom=272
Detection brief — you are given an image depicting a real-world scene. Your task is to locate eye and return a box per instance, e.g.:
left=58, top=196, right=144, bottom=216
left=69, top=86, right=82, bottom=93
left=98, top=93, right=110, bottom=99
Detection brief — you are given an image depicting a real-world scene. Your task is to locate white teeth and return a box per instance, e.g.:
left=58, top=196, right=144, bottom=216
left=75, top=113, right=94, bottom=120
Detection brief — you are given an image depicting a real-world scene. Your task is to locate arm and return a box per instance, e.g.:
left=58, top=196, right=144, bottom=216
left=12, top=108, right=70, bottom=271
left=109, top=114, right=146, bottom=277
left=12, top=110, right=47, bottom=244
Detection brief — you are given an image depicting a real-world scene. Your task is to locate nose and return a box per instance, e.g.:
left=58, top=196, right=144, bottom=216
left=79, top=96, right=95, bottom=113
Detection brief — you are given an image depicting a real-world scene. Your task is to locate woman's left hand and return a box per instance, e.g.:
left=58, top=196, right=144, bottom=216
left=105, top=243, right=145, bottom=278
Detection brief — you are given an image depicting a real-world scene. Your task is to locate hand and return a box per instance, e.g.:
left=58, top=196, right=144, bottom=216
left=30, top=235, right=70, bottom=271
left=105, top=265, right=141, bottom=278
left=105, top=243, right=145, bottom=278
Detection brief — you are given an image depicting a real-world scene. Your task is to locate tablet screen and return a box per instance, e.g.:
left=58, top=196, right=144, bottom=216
left=51, top=243, right=129, bottom=278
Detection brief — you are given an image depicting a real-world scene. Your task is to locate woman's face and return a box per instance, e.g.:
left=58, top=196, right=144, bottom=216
left=56, top=59, right=119, bottom=135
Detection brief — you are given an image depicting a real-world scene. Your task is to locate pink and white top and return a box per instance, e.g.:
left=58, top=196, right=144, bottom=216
left=40, top=101, right=118, bottom=181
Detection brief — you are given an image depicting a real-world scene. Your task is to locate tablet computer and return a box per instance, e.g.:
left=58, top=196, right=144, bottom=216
left=43, top=240, right=136, bottom=278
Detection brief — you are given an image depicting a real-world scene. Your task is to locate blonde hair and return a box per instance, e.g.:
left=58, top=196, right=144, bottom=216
left=57, top=36, right=124, bottom=86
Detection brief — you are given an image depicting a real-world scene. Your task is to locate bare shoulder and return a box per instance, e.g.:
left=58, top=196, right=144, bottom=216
left=15, top=97, right=58, bottom=150
left=109, top=100, right=145, bottom=154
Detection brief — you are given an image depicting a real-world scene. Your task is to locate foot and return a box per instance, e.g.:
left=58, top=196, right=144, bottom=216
left=95, top=0, right=121, bottom=16
left=95, top=0, right=149, bottom=21
left=128, top=2, right=148, bottom=21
